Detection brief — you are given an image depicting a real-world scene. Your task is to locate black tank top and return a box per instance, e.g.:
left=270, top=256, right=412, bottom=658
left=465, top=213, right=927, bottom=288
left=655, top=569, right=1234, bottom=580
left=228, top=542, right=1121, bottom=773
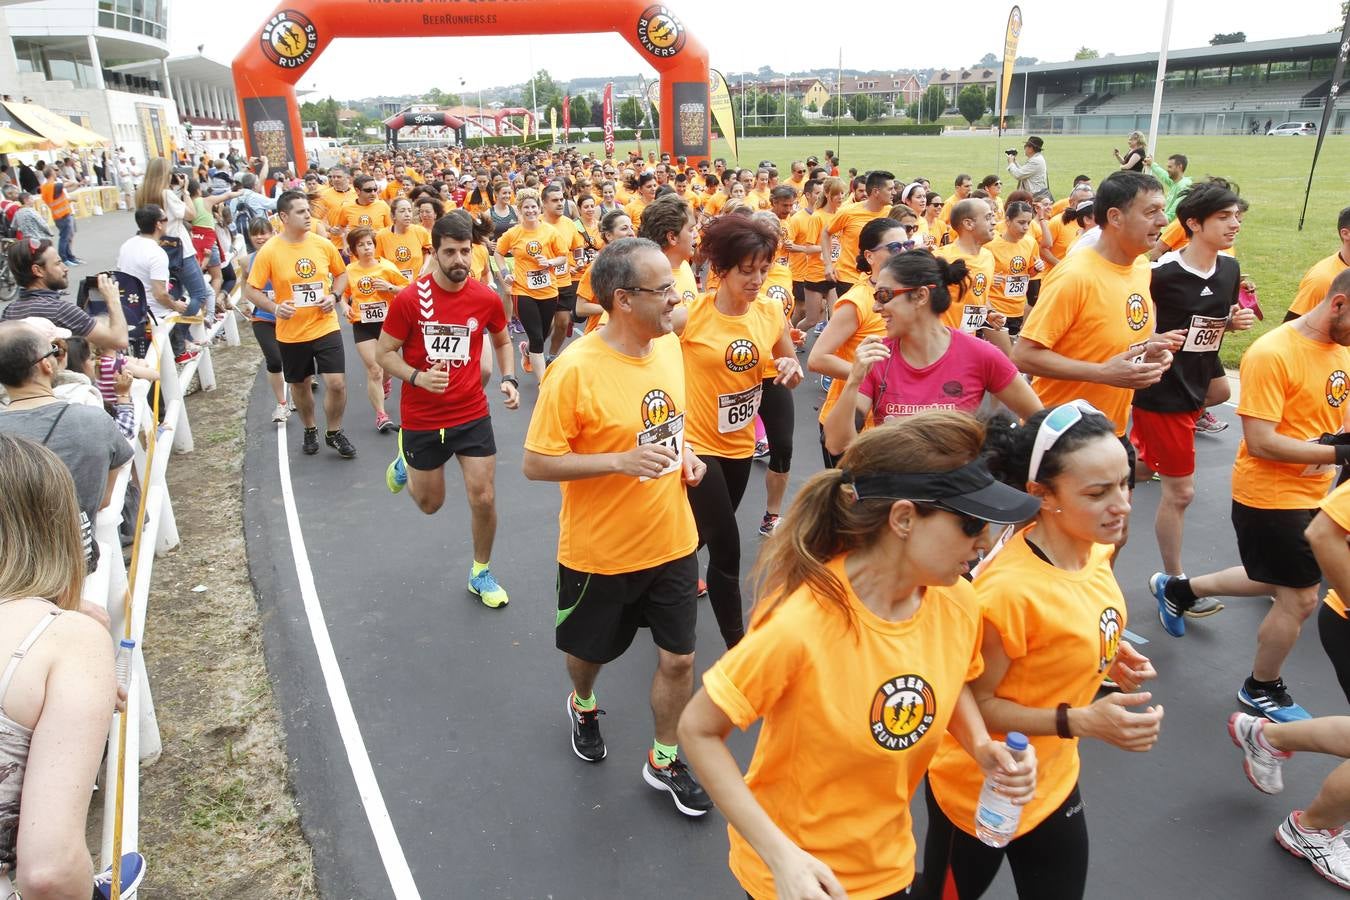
left=490, top=205, right=519, bottom=239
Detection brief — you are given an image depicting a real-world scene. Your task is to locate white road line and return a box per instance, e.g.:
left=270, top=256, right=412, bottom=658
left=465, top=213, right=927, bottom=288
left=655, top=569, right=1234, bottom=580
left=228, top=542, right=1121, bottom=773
left=274, top=418, right=423, bottom=899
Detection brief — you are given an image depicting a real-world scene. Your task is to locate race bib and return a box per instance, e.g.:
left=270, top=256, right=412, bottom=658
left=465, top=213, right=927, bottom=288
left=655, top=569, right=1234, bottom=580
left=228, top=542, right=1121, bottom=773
left=553, top=259, right=568, bottom=277
left=960, top=304, right=987, bottom=333
left=423, top=323, right=471, bottom=363
left=717, top=383, right=763, bottom=434
left=291, top=281, right=324, bottom=307
left=526, top=268, right=553, bottom=290
left=399, top=268, right=414, bottom=281
left=359, top=301, right=388, bottom=324
left=1127, top=341, right=1147, bottom=365
left=1181, top=315, right=1227, bottom=353
left=637, top=412, right=685, bottom=482
left=1005, top=275, right=1029, bottom=297
left=830, top=236, right=841, bottom=262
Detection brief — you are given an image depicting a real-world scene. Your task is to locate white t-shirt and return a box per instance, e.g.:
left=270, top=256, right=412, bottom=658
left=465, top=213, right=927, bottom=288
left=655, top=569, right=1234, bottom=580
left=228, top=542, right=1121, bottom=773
left=117, top=234, right=172, bottom=319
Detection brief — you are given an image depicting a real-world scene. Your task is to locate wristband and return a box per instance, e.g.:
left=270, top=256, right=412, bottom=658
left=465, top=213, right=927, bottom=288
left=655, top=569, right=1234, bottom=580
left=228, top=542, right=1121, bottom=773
left=501, top=375, right=519, bottom=388
left=409, top=370, right=419, bottom=387
left=1055, top=702, right=1073, bottom=739
left=1338, top=444, right=1350, bottom=467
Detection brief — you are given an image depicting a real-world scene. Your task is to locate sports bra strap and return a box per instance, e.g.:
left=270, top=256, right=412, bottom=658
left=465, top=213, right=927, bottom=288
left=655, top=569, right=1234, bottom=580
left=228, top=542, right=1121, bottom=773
left=0, top=602, right=63, bottom=719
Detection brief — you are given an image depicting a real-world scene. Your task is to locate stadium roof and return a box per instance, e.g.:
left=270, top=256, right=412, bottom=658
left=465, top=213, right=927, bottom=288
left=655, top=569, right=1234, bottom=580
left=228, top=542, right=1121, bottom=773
left=1016, top=33, right=1343, bottom=76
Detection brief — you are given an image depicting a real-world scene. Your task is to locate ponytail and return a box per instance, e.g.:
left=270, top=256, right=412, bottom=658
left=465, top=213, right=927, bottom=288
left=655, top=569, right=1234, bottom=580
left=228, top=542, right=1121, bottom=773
left=880, top=248, right=968, bottom=316
left=750, top=468, right=852, bottom=626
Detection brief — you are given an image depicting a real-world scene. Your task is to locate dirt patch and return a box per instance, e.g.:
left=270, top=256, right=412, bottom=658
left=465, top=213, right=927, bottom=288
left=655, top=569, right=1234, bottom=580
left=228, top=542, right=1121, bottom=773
left=128, top=324, right=317, bottom=897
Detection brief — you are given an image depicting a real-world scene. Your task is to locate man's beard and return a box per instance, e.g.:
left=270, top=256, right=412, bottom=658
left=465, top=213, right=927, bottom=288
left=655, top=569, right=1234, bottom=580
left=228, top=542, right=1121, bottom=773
left=44, top=272, right=68, bottom=291
left=440, top=264, right=469, bottom=283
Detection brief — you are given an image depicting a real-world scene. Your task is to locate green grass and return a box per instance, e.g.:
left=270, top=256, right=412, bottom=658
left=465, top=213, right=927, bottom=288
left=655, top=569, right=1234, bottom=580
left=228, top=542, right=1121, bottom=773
left=613, top=134, right=1350, bottom=367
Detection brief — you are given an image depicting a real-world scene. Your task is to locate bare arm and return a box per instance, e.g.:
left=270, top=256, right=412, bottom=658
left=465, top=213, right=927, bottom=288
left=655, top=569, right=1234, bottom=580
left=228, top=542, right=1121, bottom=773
left=993, top=376, right=1044, bottom=421
left=822, top=388, right=871, bottom=457
left=1242, top=416, right=1338, bottom=466
left=805, top=303, right=860, bottom=379
left=1309, top=511, right=1350, bottom=603
left=819, top=222, right=835, bottom=280
left=522, top=448, right=633, bottom=482
left=1012, top=337, right=1110, bottom=384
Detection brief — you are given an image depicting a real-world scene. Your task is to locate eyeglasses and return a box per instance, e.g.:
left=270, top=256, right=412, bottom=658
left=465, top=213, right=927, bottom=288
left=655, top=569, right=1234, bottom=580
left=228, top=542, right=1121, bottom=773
left=931, top=202, right=944, bottom=209
left=1028, top=399, right=1103, bottom=483
left=32, top=342, right=61, bottom=365
left=882, top=240, right=916, bottom=254
left=916, top=502, right=989, bottom=537
left=622, top=283, right=678, bottom=299
left=873, top=285, right=923, bottom=305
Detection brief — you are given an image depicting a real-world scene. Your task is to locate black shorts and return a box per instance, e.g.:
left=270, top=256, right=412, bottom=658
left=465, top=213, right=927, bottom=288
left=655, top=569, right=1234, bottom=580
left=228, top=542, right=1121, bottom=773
left=555, top=552, right=698, bottom=663
left=1005, top=315, right=1024, bottom=337
left=1231, top=501, right=1321, bottom=588
left=792, top=280, right=832, bottom=305
left=351, top=321, right=383, bottom=343
left=250, top=319, right=282, bottom=374
left=279, top=330, right=345, bottom=384
left=556, top=283, right=578, bottom=314
left=400, top=415, right=496, bottom=470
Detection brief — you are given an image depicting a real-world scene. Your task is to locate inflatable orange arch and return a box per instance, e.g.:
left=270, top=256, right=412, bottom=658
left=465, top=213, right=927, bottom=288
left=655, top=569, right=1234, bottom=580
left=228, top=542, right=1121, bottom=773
left=231, top=1, right=710, bottom=172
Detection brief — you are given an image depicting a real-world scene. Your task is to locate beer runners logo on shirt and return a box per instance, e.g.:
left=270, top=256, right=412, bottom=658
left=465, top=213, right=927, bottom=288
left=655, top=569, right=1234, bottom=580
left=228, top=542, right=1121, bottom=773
left=1098, top=608, right=1122, bottom=673
left=394, top=245, right=413, bottom=264
left=357, top=213, right=372, bottom=227
left=1011, top=255, right=1028, bottom=274
left=724, top=339, right=759, bottom=372
left=869, top=675, right=936, bottom=751
left=261, top=10, right=317, bottom=70
left=972, top=272, right=988, bottom=298
left=641, top=389, right=675, bottom=427
left=525, top=239, right=543, bottom=258
left=356, top=275, right=375, bottom=295
left=637, top=5, right=686, bottom=58
left=294, top=257, right=317, bottom=279
left=1125, top=293, right=1150, bottom=331
left=1328, top=370, right=1349, bottom=408
left=766, top=284, right=791, bottom=313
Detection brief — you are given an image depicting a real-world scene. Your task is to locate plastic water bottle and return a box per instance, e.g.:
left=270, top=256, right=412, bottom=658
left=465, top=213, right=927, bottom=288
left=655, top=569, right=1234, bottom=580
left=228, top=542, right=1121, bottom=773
left=975, top=732, right=1029, bottom=848
left=114, top=638, right=136, bottom=691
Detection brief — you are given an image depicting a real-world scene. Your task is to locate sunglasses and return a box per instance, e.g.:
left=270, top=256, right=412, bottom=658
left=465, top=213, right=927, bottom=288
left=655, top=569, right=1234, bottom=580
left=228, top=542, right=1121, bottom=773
left=1028, top=399, right=1104, bottom=483
left=916, top=502, right=989, bottom=537
left=882, top=240, right=916, bottom=254
left=32, top=343, right=61, bottom=365
left=873, top=285, right=924, bottom=305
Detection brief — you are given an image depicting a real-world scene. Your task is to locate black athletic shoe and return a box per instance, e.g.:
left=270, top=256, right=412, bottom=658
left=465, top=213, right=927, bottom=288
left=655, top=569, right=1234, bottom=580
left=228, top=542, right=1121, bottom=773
left=566, top=692, right=606, bottom=762
left=301, top=428, right=319, bottom=455
left=642, top=755, right=713, bottom=817
left=325, top=430, right=357, bottom=459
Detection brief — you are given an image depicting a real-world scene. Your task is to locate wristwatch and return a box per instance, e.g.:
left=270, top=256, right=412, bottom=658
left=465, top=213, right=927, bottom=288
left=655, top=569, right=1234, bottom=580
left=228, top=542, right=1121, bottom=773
left=501, top=375, right=519, bottom=388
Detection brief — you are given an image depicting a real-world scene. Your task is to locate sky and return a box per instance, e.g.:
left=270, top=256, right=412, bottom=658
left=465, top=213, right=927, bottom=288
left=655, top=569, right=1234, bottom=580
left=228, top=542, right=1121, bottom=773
left=171, top=0, right=1346, bottom=101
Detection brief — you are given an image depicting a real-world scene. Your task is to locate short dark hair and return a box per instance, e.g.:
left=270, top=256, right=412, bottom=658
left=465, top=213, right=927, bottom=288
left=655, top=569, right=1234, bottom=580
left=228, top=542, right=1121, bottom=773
left=865, top=170, right=895, bottom=195
left=431, top=209, right=474, bottom=248
left=637, top=194, right=691, bottom=247
left=1094, top=172, right=1164, bottom=227
left=353, top=174, right=376, bottom=191
left=346, top=226, right=376, bottom=254
left=770, top=185, right=796, bottom=203
left=1167, top=154, right=1188, bottom=171
left=541, top=181, right=564, bottom=200
left=955, top=173, right=972, bottom=187
left=7, top=238, right=54, bottom=288
left=0, top=323, right=46, bottom=387
left=882, top=248, right=969, bottom=316
left=590, top=237, right=662, bottom=312
left=855, top=218, right=904, bottom=273
left=135, top=204, right=164, bottom=235
left=1073, top=174, right=1092, bottom=185
left=1337, top=205, right=1350, bottom=234
left=700, top=214, right=779, bottom=275
left=637, top=172, right=656, bottom=188
left=1175, top=181, right=1240, bottom=238
left=277, top=190, right=309, bottom=216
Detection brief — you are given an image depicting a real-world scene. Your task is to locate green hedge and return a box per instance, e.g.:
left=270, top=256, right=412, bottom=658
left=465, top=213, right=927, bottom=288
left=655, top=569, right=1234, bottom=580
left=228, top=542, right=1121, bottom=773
left=739, top=124, right=942, bottom=137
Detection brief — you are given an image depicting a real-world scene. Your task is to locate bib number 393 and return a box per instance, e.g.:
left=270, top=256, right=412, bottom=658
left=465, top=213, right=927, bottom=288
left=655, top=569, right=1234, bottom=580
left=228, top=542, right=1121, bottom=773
left=423, top=323, right=471, bottom=363
left=1181, top=315, right=1226, bottom=353
left=637, top=412, right=685, bottom=482
left=526, top=268, right=553, bottom=290
left=717, top=384, right=763, bottom=434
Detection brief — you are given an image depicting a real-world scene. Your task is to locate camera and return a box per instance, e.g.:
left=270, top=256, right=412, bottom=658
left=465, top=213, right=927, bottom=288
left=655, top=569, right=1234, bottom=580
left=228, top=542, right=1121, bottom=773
left=1005, top=148, right=1017, bottom=156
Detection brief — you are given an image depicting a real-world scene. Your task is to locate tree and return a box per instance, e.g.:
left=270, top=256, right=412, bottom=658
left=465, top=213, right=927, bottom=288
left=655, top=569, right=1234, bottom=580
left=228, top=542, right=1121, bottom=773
left=617, top=96, right=644, bottom=129
left=905, top=100, right=920, bottom=121
left=978, top=52, right=999, bottom=67
left=822, top=95, right=848, bottom=118
left=300, top=97, right=340, bottom=137
left=919, top=85, right=947, bottom=122
left=1015, top=55, right=1039, bottom=66
left=787, top=98, right=806, bottom=126
left=1074, top=46, right=1099, bottom=60
left=957, top=85, right=988, bottom=124
left=849, top=93, right=876, bottom=123
left=526, top=68, right=562, bottom=114
left=568, top=94, right=590, bottom=128
left=423, top=87, right=461, bottom=107
left=754, top=90, right=780, bottom=119
left=806, top=99, right=818, bottom=113
left=986, top=86, right=996, bottom=112
left=1209, top=32, right=1247, bottom=44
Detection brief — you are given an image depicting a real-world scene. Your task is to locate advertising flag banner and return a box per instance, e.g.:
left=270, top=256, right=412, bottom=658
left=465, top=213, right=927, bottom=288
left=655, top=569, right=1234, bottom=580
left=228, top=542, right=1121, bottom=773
left=1298, top=5, right=1350, bottom=229
left=549, top=106, right=558, bottom=144
left=602, top=83, right=615, bottom=157
left=709, top=69, right=737, bottom=162
left=999, top=6, right=1022, bottom=129
left=563, top=93, right=571, bottom=139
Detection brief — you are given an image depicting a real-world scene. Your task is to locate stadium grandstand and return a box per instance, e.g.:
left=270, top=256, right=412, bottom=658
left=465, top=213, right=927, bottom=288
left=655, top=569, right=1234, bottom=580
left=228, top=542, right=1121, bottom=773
left=1007, top=32, right=1349, bottom=135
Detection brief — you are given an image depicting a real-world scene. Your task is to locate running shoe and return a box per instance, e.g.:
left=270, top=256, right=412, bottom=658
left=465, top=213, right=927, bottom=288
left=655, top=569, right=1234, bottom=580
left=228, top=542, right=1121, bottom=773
left=1238, top=679, right=1312, bottom=723
left=468, top=567, right=509, bottom=608
left=386, top=455, right=407, bottom=494
left=509, top=316, right=525, bottom=335
left=66, top=257, right=86, bottom=266
left=383, top=375, right=393, bottom=399
left=753, top=440, right=770, bottom=460
left=301, top=427, right=319, bottom=456
left=375, top=412, right=396, bottom=434
left=1195, top=410, right=1229, bottom=434
left=1228, top=711, right=1291, bottom=795
left=819, top=374, right=832, bottom=391
left=696, top=578, right=708, bottom=598
left=519, top=340, right=533, bottom=374
left=325, top=430, right=357, bottom=459
left=566, top=692, right=606, bottom=762
left=271, top=403, right=288, bottom=423
left=174, top=349, right=199, bottom=364
left=1150, top=572, right=1185, bottom=638
left=93, top=851, right=146, bottom=900
left=642, top=755, right=713, bottom=817
left=1275, top=812, right=1350, bottom=890
left=1187, top=595, right=1225, bottom=618
left=813, top=320, right=826, bottom=335
left=759, top=512, right=780, bottom=536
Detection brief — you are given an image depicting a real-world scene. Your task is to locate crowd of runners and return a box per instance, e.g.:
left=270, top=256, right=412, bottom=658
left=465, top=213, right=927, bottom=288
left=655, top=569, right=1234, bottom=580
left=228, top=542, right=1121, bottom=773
left=101, top=137, right=1350, bottom=897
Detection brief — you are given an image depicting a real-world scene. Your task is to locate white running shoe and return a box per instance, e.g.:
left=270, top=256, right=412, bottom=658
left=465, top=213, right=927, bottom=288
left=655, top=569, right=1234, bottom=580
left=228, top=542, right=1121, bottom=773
left=1228, top=712, right=1291, bottom=794
left=1276, top=811, right=1350, bottom=889
left=272, top=403, right=288, bottom=423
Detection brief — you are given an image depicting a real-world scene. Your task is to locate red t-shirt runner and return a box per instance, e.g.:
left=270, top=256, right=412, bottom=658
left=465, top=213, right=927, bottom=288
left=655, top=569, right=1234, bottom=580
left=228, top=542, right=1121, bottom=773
left=381, top=273, right=507, bottom=431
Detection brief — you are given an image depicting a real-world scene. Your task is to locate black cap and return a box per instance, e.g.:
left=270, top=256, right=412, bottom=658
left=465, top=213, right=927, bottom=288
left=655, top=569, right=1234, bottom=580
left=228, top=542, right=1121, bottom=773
left=1025, top=136, right=1044, bottom=151
left=847, top=460, right=1041, bottom=525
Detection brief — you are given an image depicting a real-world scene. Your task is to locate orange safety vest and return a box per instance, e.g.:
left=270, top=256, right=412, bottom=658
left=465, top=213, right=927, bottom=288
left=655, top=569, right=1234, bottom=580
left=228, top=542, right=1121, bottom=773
left=40, top=182, right=70, bottom=220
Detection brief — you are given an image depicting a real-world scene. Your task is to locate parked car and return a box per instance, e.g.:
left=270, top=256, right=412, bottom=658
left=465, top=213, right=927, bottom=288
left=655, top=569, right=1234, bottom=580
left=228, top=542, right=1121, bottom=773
left=1267, top=121, right=1317, bottom=136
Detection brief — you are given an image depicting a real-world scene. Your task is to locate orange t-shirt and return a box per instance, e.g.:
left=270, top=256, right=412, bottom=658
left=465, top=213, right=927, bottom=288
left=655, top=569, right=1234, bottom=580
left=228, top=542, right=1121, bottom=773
left=330, top=199, right=392, bottom=237
left=704, top=555, right=982, bottom=900
left=1232, top=323, right=1350, bottom=510
left=703, top=192, right=729, bottom=218
left=928, top=526, right=1124, bottom=839
left=497, top=222, right=564, bottom=300
left=311, top=186, right=355, bottom=243
left=246, top=232, right=347, bottom=343
left=786, top=209, right=826, bottom=282
left=624, top=195, right=649, bottom=227
left=1046, top=216, right=1082, bottom=267
left=759, top=267, right=795, bottom=380
left=544, top=216, right=586, bottom=289
left=826, top=203, right=888, bottom=287
left=1158, top=217, right=1188, bottom=253
left=523, top=331, right=697, bottom=575
left=935, top=243, right=996, bottom=333
left=673, top=259, right=699, bottom=307
left=1320, top=481, right=1350, bottom=617
left=1019, top=249, right=1156, bottom=436
left=749, top=188, right=771, bottom=211
left=375, top=224, right=431, bottom=282
left=680, top=292, right=787, bottom=459
left=471, top=243, right=490, bottom=284
left=1290, top=251, right=1350, bottom=317
left=985, top=233, right=1042, bottom=318
left=343, top=257, right=408, bottom=324
left=818, top=281, right=887, bottom=425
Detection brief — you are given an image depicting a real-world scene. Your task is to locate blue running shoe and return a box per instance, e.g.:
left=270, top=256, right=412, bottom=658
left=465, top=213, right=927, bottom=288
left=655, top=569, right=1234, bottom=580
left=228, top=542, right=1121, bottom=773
left=468, top=568, right=509, bottom=608
left=94, top=851, right=146, bottom=899
left=1151, top=572, right=1185, bottom=637
left=1238, top=679, right=1312, bottom=723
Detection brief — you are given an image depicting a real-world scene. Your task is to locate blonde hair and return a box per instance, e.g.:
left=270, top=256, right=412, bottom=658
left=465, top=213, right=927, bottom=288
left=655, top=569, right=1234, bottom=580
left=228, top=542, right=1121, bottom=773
left=515, top=187, right=540, bottom=209
left=136, top=156, right=174, bottom=211
left=0, top=435, right=86, bottom=609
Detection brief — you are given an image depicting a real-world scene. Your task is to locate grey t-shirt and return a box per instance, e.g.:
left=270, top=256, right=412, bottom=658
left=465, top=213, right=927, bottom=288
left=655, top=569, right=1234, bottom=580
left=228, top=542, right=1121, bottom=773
left=0, top=402, right=133, bottom=566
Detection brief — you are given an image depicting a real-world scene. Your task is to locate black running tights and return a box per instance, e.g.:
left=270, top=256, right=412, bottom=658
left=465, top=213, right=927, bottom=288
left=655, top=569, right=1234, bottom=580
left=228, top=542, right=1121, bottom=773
left=687, top=455, right=752, bottom=648
left=1319, top=603, right=1350, bottom=704
left=759, top=378, right=794, bottom=474
left=516, top=294, right=557, bottom=354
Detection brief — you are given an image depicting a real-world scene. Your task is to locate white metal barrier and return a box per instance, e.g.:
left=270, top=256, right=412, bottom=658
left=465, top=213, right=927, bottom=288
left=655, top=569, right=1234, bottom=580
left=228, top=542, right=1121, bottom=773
left=92, top=303, right=242, bottom=873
